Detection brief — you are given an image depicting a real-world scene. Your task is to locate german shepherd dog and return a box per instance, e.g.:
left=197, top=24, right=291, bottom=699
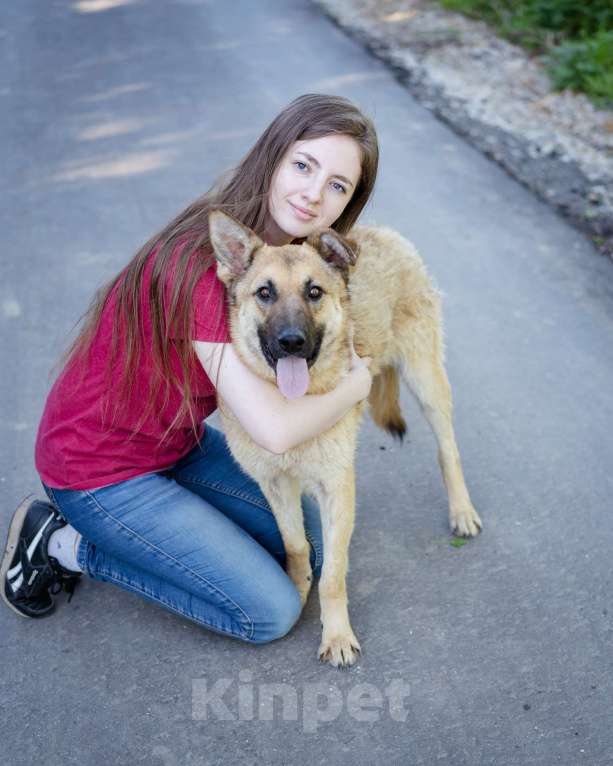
left=208, top=210, right=482, bottom=668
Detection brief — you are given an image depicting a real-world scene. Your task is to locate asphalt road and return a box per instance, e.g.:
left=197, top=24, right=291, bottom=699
left=2, top=1, right=613, bottom=765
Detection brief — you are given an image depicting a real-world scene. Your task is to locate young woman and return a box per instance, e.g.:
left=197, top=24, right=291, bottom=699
left=1, top=93, right=378, bottom=645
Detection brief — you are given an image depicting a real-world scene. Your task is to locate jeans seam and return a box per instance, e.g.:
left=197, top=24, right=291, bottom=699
left=178, top=475, right=270, bottom=511
left=181, top=477, right=323, bottom=569
left=181, top=476, right=323, bottom=570
left=82, top=489, right=255, bottom=639
left=94, top=567, right=254, bottom=642
left=76, top=537, right=90, bottom=576
left=304, top=527, right=323, bottom=571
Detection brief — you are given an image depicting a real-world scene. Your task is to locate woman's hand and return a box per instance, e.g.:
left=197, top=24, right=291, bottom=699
left=345, top=321, right=373, bottom=401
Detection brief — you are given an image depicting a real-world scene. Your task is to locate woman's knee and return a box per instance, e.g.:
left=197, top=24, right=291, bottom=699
left=247, top=582, right=303, bottom=645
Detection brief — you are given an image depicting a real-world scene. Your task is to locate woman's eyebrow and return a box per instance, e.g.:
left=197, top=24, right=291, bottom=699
left=295, top=151, right=355, bottom=187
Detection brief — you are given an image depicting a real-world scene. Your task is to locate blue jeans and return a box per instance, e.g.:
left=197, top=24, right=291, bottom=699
left=41, top=425, right=324, bottom=644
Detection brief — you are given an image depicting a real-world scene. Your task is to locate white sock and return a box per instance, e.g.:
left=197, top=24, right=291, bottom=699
left=47, top=524, right=83, bottom=573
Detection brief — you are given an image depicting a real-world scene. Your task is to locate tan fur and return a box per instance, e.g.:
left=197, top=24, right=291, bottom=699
left=368, top=364, right=406, bottom=439
left=209, top=212, right=482, bottom=668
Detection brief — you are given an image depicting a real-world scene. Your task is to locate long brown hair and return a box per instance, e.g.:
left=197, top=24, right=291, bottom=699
left=61, top=93, right=379, bottom=443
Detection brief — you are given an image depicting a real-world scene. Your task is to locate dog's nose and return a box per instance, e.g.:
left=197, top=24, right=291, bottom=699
left=278, top=329, right=306, bottom=354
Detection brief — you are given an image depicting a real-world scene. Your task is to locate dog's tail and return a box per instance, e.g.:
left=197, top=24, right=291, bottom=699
left=367, top=364, right=406, bottom=442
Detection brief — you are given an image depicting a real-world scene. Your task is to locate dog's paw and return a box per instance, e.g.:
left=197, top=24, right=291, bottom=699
left=318, top=631, right=362, bottom=668
left=450, top=504, right=482, bottom=537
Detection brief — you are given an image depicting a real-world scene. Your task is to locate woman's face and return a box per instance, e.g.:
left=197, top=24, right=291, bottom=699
left=264, top=134, right=362, bottom=246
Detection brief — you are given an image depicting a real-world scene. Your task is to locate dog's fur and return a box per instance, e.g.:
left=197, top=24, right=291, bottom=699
left=208, top=210, right=482, bottom=668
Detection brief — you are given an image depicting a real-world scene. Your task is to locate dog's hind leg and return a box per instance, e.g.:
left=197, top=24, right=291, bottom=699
left=313, top=467, right=362, bottom=668
left=258, top=473, right=313, bottom=608
left=398, top=323, right=482, bottom=537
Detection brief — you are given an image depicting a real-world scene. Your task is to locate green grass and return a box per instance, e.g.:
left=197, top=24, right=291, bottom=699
left=438, top=0, right=613, bottom=107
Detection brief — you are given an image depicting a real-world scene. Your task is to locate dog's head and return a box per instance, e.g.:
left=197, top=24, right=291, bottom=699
left=208, top=209, right=357, bottom=398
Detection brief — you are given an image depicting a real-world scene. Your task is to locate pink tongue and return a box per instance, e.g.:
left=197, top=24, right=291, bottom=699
left=276, top=356, right=310, bottom=399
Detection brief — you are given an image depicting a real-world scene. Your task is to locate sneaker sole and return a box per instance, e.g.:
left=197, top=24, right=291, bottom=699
left=0, top=494, right=39, bottom=618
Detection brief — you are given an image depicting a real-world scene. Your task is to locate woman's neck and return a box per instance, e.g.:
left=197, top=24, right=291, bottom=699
left=261, top=216, right=293, bottom=247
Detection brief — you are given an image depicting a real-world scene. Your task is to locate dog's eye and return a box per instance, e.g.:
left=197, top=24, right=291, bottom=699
left=256, top=286, right=272, bottom=301
left=308, top=286, right=323, bottom=300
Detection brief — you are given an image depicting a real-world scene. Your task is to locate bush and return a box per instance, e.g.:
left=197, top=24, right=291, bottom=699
left=438, top=0, right=613, bottom=105
left=440, top=0, right=612, bottom=41
left=546, top=30, right=613, bottom=107
left=511, top=0, right=613, bottom=39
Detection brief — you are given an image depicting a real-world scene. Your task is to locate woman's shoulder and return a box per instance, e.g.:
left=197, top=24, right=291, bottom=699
left=150, top=236, right=217, bottom=289
left=193, top=254, right=225, bottom=302
left=192, top=256, right=230, bottom=343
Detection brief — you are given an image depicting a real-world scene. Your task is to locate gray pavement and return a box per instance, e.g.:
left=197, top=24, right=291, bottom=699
left=2, top=1, right=613, bottom=764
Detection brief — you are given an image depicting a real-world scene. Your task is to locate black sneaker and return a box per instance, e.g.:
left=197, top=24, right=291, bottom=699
left=1, top=496, right=82, bottom=618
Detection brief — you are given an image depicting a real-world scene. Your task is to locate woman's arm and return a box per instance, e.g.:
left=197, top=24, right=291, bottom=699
left=193, top=340, right=372, bottom=455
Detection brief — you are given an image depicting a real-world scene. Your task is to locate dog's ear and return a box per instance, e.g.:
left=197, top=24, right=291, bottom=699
left=208, top=210, right=264, bottom=285
left=306, top=229, right=358, bottom=279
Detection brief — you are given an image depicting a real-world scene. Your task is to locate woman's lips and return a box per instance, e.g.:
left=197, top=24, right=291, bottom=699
left=289, top=202, right=317, bottom=220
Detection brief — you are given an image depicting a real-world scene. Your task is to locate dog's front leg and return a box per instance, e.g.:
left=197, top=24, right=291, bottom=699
left=314, top=467, right=361, bottom=668
left=258, top=473, right=313, bottom=608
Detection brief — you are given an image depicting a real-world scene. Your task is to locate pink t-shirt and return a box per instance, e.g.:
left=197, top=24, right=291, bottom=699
left=35, top=243, right=231, bottom=490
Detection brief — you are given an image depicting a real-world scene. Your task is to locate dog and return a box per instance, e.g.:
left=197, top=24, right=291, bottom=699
left=208, top=209, right=482, bottom=667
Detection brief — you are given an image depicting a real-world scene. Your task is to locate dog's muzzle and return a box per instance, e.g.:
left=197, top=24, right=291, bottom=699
left=258, top=326, right=323, bottom=400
